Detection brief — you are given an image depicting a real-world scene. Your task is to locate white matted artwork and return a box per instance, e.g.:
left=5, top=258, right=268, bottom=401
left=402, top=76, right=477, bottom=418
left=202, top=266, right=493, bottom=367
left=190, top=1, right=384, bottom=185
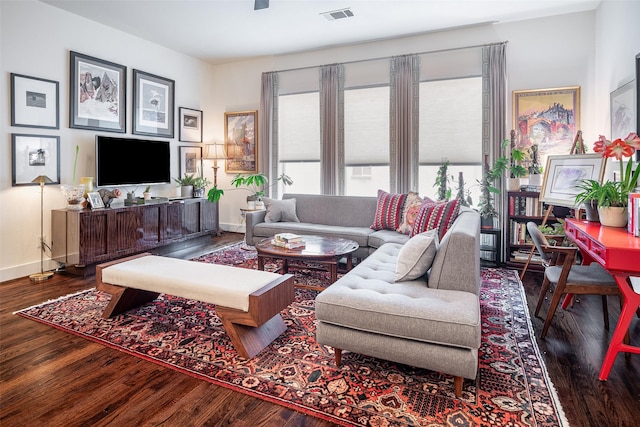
left=179, top=107, right=203, bottom=142
left=11, top=133, right=60, bottom=186
left=610, top=79, right=636, bottom=140
left=178, top=146, right=202, bottom=177
left=539, top=154, right=606, bottom=208
left=87, top=192, right=105, bottom=209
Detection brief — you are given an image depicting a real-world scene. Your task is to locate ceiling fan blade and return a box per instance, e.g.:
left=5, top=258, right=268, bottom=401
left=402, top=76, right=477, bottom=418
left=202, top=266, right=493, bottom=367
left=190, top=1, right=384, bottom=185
left=254, top=0, right=269, bottom=10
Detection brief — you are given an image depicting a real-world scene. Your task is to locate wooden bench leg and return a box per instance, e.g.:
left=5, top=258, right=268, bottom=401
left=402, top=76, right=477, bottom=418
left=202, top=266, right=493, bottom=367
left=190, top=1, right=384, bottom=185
left=100, top=286, right=160, bottom=319
left=219, top=313, right=287, bottom=359
left=454, top=376, right=463, bottom=398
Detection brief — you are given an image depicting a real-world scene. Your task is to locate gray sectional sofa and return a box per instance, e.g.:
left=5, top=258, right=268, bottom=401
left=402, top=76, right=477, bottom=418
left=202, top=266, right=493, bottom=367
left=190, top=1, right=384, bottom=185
left=246, top=193, right=481, bottom=397
left=244, top=193, right=410, bottom=260
left=315, top=207, right=481, bottom=397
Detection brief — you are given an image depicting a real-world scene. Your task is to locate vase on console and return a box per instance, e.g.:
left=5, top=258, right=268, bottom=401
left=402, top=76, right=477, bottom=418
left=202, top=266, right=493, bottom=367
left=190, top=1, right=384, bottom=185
left=61, top=184, right=86, bottom=210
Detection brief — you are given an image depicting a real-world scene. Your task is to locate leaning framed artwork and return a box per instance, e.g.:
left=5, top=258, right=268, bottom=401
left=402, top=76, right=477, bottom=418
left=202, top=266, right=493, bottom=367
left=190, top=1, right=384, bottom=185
left=11, top=73, right=59, bottom=129
left=224, top=110, right=257, bottom=173
left=610, top=80, right=635, bottom=140
left=513, top=86, right=580, bottom=166
left=69, top=51, right=126, bottom=133
left=178, top=146, right=202, bottom=178
left=179, top=107, right=203, bottom=142
left=87, top=192, right=105, bottom=209
left=11, top=134, right=60, bottom=186
left=133, top=69, right=175, bottom=138
left=539, top=154, right=605, bottom=208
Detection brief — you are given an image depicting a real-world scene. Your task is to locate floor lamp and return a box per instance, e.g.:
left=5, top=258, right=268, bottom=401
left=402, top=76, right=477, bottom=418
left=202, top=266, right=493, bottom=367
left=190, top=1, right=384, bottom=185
left=204, top=143, right=227, bottom=236
left=204, top=142, right=227, bottom=187
left=30, top=175, right=54, bottom=282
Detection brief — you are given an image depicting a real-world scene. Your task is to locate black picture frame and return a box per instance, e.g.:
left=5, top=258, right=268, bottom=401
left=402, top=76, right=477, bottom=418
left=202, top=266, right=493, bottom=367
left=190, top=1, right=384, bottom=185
left=11, top=73, right=59, bottom=129
left=69, top=51, right=126, bottom=133
left=178, top=146, right=203, bottom=178
left=11, top=133, right=60, bottom=186
left=133, top=69, right=175, bottom=138
left=179, top=107, right=203, bottom=142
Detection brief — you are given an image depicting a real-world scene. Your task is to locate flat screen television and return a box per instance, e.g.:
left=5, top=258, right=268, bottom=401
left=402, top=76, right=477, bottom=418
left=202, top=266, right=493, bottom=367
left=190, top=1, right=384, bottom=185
left=95, top=136, right=171, bottom=187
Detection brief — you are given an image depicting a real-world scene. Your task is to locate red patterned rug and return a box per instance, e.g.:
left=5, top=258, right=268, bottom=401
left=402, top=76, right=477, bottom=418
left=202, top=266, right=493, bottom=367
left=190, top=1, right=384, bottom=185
left=17, top=243, right=568, bottom=426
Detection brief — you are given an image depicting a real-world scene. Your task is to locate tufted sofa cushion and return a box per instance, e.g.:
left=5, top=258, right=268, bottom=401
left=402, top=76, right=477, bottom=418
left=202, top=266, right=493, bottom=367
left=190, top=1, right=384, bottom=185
left=315, top=243, right=481, bottom=350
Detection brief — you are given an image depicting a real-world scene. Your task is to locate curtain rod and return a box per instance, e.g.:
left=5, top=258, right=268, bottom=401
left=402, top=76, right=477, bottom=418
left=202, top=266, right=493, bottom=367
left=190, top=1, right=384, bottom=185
left=267, top=41, right=508, bottom=75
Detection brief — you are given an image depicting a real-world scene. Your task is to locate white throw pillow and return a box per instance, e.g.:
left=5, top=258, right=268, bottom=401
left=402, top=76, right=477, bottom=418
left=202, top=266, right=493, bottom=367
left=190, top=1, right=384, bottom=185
left=395, top=229, right=439, bottom=282
left=263, top=198, right=300, bottom=223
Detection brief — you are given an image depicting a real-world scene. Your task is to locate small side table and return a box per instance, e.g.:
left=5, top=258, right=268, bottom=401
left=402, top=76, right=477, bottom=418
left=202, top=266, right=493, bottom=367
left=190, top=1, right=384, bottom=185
left=240, top=207, right=264, bottom=250
left=480, top=228, right=501, bottom=267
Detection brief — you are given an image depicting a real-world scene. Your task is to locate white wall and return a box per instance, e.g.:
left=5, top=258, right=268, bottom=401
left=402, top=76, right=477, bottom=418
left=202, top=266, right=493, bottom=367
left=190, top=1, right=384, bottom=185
left=0, top=1, right=214, bottom=281
left=2, top=1, right=638, bottom=281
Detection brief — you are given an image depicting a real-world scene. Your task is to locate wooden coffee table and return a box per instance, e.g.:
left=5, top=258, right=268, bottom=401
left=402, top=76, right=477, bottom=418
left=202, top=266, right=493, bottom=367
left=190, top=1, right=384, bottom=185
left=255, top=235, right=359, bottom=286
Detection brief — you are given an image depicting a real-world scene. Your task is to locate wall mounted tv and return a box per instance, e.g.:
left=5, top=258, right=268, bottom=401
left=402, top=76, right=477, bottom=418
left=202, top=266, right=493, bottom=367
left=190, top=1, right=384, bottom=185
left=95, top=136, right=171, bottom=187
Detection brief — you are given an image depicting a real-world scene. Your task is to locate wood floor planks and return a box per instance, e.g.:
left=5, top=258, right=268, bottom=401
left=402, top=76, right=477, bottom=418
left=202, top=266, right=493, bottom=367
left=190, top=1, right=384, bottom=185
left=1, top=231, right=638, bottom=426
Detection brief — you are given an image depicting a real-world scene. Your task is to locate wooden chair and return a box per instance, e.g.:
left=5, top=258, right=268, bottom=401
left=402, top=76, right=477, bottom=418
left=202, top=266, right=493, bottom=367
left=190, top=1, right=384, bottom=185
left=526, top=222, right=622, bottom=339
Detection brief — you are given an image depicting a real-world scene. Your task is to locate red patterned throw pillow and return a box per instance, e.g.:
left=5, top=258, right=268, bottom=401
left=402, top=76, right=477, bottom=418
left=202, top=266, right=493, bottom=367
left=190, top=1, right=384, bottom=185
left=371, top=190, right=408, bottom=231
left=410, top=199, right=461, bottom=240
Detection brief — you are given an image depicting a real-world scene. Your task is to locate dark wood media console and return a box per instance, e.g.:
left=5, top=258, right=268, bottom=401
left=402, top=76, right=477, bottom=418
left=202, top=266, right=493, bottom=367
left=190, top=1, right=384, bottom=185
left=52, top=198, right=218, bottom=271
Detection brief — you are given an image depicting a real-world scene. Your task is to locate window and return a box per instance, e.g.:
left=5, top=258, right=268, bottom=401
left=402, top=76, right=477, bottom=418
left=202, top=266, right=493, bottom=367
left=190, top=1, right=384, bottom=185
left=277, top=92, right=321, bottom=194
left=418, top=77, right=482, bottom=203
left=344, top=86, right=390, bottom=196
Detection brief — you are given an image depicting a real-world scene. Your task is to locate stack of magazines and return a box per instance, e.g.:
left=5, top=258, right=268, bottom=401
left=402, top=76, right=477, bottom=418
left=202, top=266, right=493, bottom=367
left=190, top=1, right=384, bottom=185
left=272, top=233, right=306, bottom=249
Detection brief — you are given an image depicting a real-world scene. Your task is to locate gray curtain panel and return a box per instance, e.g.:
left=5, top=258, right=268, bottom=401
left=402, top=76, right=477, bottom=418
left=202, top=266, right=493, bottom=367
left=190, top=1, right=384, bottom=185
left=390, top=54, right=420, bottom=194
left=261, top=71, right=277, bottom=197
left=319, top=64, right=344, bottom=195
left=482, top=42, right=507, bottom=261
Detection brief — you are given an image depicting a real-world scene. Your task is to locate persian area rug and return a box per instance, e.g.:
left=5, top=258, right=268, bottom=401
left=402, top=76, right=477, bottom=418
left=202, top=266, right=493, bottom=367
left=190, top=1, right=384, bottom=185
left=17, top=244, right=568, bottom=427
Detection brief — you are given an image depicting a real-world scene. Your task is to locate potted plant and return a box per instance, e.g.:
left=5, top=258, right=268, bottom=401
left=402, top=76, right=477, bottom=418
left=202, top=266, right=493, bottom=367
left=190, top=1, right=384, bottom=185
left=207, top=172, right=294, bottom=207
left=174, top=173, right=197, bottom=198
left=193, top=175, right=212, bottom=198
left=143, top=185, right=152, bottom=201
left=583, top=133, right=640, bottom=227
left=527, top=144, right=543, bottom=186
left=508, top=132, right=528, bottom=191
left=434, top=160, right=454, bottom=201
left=477, top=150, right=509, bottom=228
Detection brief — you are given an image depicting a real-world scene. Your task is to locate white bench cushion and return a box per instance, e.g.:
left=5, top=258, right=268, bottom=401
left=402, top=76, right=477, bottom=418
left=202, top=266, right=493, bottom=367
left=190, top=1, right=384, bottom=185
left=101, top=255, right=281, bottom=311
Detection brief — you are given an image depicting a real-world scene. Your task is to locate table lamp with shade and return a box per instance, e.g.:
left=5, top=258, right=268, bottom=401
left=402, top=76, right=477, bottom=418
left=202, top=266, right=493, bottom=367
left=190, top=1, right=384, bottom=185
left=30, top=175, right=54, bottom=282
left=204, top=142, right=227, bottom=187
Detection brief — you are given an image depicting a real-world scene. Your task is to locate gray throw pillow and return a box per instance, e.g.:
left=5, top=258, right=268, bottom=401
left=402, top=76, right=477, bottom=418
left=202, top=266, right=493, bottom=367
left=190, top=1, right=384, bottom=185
left=395, top=229, right=439, bottom=282
left=263, top=198, right=300, bottom=223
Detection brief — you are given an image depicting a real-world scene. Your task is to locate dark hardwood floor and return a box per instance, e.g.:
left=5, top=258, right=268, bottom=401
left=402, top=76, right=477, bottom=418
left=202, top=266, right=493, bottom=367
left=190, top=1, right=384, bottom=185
left=1, top=232, right=638, bottom=426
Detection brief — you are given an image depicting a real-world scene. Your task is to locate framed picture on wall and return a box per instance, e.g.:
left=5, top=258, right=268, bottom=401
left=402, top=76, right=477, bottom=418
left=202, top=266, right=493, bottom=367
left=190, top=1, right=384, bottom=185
left=224, top=110, right=258, bottom=173
left=69, top=51, right=126, bottom=133
left=11, top=134, right=60, bottom=186
left=178, top=146, right=203, bottom=178
left=513, top=86, right=580, bottom=168
left=610, top=79, right=635, bottom=140
left=539, top=154, right=605, bottom=208
left=11, top=73, right=59, bottom=129
left=179, top=107, right=203, bottom=142
left=133, top=69, right=175, bottom=138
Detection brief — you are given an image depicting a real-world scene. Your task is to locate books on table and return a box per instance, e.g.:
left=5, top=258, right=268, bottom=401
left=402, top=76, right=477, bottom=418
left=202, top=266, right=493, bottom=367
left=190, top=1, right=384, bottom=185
left=272, top=233, right=306, bottom=249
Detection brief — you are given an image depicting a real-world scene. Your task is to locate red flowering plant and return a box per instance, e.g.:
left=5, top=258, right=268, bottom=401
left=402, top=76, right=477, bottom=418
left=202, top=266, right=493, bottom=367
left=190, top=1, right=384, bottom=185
left=591, top=133, right=640, bottom=207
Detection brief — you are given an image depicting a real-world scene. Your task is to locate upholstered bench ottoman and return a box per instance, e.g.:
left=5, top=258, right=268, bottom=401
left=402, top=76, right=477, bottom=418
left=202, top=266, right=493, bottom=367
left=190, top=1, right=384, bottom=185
left=96, top=253, right=295, bottom=359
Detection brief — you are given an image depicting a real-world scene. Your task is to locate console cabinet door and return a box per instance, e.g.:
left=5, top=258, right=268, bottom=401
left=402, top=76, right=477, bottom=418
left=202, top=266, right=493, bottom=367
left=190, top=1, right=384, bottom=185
left=201, top=201, right=218, bottom=232
left=137, top=204, right=163, bottom=249
left=165, top=201, right=184, bottom=242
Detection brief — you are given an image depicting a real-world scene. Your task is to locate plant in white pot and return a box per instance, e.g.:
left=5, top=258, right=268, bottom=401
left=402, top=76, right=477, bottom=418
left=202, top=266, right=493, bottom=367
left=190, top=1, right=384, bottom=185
left=527, top=144, right=543, bottom=186
left=173, top=173, right=197, bottom=198
left=588, top=133, right=640, bottom=227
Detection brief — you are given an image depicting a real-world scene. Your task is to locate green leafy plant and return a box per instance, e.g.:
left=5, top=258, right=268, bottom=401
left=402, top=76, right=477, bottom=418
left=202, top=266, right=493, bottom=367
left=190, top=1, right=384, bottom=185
left=434, top=160, right=454, bottom=201
left=193, top=176, right=212, bottom=190
left=528, top=144, right=542, bottom=175
left=207, top=172, right=293, bottom=203
left=455, top=171, right=472, bottom=207
left=144, top=185, right=151, bottom=193
left=476, top=141, right=510, bottom=219
left=173, top=173, right=197, bottom=186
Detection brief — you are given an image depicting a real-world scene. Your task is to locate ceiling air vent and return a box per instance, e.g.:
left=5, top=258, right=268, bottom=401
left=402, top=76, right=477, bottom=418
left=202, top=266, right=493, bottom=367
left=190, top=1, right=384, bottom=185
left=320, top=7, right=354, bottom=21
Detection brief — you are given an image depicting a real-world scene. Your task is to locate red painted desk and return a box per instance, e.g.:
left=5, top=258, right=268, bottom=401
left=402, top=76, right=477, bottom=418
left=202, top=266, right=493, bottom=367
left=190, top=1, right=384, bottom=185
left=564, top=218, right=640, bottom=380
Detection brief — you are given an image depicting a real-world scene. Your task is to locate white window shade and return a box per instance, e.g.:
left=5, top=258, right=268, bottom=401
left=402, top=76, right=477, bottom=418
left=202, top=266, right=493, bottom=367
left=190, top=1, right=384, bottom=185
left=419, top=77, right=482, bottom=165
left=419, top=47, right=482, bottom=81
left=344, top=58, right=390, bottom=88
left=278, top=92, right=321, bottom=162
left=344, top=86, right=390, bottom=166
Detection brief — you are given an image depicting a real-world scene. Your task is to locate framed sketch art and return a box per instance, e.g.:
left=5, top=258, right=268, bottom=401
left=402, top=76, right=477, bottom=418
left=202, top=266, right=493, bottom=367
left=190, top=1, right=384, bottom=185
left=513, top=86, right=580, bottom=167
left=11, top=134, right=60, bottom=186
left=224, top=110, right=257, bottom=173
left=539, top=154, right=605, bottom=208
left=179, top=107, right=203, bottom=142
left=178, top=146, right=203, bottom=178
left=69, top=51, right=126, bottom=133
left=11, top=73, right=59, bottom=129
left=610, top=80, right=636, bottom=140
left=133, top=69, right=175, bottom=137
